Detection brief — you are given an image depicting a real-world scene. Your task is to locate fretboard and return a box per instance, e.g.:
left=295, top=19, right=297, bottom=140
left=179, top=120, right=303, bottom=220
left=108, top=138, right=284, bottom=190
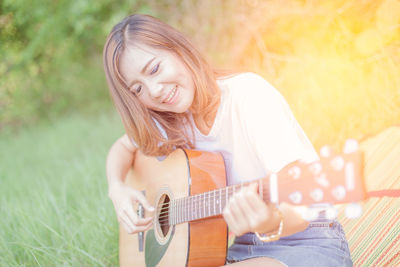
left=168, top=180, right=269, bottom=225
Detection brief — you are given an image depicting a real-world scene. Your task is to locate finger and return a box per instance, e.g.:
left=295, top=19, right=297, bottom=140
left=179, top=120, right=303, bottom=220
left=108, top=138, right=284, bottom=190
left=120, top=220, right=134, bottom=234
left=124, top=204, right=153, bottom=226
left=137, top=216, right=153, bottom=225
left=235, top=190, right=265, bottom=230
left=132, top=190, right=155, bottom=212
left=120, top=215, right=152, bottom=234
left=119, top=213, right=135, bottom=233
left=243, top=187, right=269, bottom=215
left=226, top=195, right=249, bottom=235
left=123, top=204, right=140, bottom=226
left=223, top=205, right=241, bottom=236
left=132, top=220, right=153, bottom=233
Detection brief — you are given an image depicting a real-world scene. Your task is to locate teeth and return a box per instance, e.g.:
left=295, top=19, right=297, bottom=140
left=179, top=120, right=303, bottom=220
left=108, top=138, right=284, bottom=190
left=165, top=87, right=177, bottom=103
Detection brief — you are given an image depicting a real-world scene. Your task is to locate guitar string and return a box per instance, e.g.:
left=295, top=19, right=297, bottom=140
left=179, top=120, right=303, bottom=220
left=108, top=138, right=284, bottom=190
left=154, top=190, right=271, bottom=217
left=155, top=190, right=271, bottom=218
left=156, top=181, right=273, bottom=225
left=153, top=185, right=269, bottom=214
left=155, top=191, right=271, bottom=223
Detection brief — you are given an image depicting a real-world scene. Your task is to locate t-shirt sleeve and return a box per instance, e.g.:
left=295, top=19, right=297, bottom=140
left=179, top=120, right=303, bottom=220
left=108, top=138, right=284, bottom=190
left=234, top=73, right=319, bottom=173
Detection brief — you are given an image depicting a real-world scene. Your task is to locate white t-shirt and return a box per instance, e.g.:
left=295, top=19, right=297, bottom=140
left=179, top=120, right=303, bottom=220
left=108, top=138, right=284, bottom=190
left=191, top=72, right=318, bottom=185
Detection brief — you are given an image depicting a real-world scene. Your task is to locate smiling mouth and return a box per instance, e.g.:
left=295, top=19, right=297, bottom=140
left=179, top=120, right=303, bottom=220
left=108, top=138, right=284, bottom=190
left=163, top=86, right=178, bottom=104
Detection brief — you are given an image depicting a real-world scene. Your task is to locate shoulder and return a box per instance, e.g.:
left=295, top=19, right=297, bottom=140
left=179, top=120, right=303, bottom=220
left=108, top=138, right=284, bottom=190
left=217, top=72, right=282, bottom=104
left=218, top=72, right=268, bottom=86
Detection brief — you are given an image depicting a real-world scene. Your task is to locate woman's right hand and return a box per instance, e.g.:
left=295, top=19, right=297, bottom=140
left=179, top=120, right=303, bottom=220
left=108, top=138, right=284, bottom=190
left=108, top=182, right=155, bottom=234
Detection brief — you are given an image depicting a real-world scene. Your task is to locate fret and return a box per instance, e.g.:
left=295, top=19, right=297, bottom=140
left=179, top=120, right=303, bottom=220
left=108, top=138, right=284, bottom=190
left=200, top=194, right=203, bottom=218
left=170, top=200, right=173, bottom=225
left=203, top=193, right=206, bottom=219
left=215, top=190, right=219, bottom=214
left=199, top=194, right=204, bottom=218
left=207, top=192, right=211, bottom=217
left=182, top=198, right=185, bottom=223
left=198, top=194, right=201, bottom=219
left=177, top=198, right=180, bottom=224
left=199, top=194, right=202, bottom=219
left=213, top=190, right=216, bottom=216
left=186, top=197, right=189, bottom=222
left=189, top=196, right=192, bottom=221
left=216, top=190, right=219, bottom=214
left=174, top=199, right=177, bottom=225
left=196, top=194, right=199, bottom=220
left=175, top=199, right=178, bottom=225
left=191, top=196, right=195, bottom=221
left=192, top=195, right=194, bottom=220
left=173, top=199, right=176, bottom=225
left=193, top=195, right=195, bottom=221
left=200, top=194, right=202, bottom=219
left=195, top=195, right=198, bottom=220
left=178, top=198, right=181, bottom=224
left=184, top=197, right=187, bottom=223
left=180, top=198, right=183, bottom=224
left=226, top=187, right=229, bottom=208
left=175, top=199, right=177, bottom=225
left=183, top=198, right=186, bottom=223
left=218, top=188, right=222, bottom=214
left=193, top=195, right=196, bottom=220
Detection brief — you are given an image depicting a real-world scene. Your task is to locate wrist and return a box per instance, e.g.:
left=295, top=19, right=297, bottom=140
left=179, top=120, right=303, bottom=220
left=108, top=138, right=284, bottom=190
left=255, top=206, right=284, bottom=242
left=261, top=205, right=283, bottom=234
left=108, top=179, right=124, bottom=198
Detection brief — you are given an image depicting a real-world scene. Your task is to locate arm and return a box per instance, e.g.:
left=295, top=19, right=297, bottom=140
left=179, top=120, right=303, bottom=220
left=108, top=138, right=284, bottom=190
left=106, top=134, right=137, bottom=194
left=106, top=134, right=154, bottom=234
left=223, top=73, right=316, bottom=238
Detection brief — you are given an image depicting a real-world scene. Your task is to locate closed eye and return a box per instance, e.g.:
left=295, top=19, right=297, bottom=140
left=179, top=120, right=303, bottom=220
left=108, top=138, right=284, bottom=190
left=150, top=63, right=160, bottom=75
left=131, top=84, right=142, bottom=95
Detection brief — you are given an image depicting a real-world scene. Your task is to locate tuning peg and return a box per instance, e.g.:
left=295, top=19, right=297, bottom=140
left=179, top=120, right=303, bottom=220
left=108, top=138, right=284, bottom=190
left=344, top=203, right=363, bottom=219
left=320, top=145, right=333, bottom=158
left=343, top=139, right=359, bottom=154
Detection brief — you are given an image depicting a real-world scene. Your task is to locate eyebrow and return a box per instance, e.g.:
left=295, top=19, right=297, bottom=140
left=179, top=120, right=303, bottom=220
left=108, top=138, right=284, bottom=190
left=127, top=57, right=156, bottom=88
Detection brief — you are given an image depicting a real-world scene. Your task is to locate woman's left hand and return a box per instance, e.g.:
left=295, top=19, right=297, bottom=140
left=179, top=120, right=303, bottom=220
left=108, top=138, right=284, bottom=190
left=222, top=183, right=279, bottom=236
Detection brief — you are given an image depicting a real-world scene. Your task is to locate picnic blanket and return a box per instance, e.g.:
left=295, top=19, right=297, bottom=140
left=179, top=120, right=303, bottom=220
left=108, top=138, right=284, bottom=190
left=338, top=126, right=400, bottom=266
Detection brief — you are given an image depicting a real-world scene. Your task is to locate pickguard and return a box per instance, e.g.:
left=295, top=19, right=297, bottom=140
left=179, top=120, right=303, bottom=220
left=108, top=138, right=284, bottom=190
left=145, top=229, right=174, bottom=267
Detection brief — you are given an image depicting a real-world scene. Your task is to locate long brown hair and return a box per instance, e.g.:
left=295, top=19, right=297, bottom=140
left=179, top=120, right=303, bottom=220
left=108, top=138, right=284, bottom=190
left=103, top=14, right=221, bottom=156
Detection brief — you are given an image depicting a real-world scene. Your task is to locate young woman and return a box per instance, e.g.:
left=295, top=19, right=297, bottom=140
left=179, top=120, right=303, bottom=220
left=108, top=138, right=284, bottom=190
left=103, top=14, right=353, bottom=266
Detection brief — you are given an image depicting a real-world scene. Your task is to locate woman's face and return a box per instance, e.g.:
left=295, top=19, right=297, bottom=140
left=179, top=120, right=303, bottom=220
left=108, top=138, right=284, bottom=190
left=118, top=44, right=195, bottom=113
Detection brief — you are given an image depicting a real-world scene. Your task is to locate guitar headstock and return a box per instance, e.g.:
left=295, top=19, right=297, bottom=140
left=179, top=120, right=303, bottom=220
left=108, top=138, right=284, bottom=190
left=268, top=139, right=366, bottom=220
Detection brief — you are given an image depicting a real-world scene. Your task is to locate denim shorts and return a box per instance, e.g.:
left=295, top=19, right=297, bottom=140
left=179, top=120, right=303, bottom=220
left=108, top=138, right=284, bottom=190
left=226, top=220, right=353, bottom=267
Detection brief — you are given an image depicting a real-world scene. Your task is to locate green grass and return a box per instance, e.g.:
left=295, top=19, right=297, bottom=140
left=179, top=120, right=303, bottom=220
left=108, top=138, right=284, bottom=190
left=0, top=110, right=124, bottom=266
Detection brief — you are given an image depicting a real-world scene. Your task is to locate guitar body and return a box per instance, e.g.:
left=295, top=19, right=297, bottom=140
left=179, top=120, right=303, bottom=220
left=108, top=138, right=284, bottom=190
left=118, top=134, right=371, bottom=266
left=119, top=149, right=228, bottom=267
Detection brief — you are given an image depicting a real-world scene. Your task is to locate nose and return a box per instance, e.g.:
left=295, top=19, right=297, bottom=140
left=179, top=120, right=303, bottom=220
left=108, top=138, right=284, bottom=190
left=146, top=79, right=163, bottom=99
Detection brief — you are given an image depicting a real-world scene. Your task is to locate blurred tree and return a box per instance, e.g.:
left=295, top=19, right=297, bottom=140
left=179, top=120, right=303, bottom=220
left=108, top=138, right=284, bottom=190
left=1, top=0, right=399, bottom=149
left=0, top=0, right=141, bottom=129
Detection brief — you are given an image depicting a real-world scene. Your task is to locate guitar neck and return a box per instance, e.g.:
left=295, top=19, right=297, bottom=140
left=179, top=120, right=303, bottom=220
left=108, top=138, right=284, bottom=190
left=168, top=181, right=267, bottom=225
left=166, top=149, right=365, bottom=225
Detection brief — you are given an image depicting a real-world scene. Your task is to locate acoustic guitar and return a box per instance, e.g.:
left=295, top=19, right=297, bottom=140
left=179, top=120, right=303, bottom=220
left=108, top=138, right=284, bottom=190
left=118, top=140, right=377, bottom=267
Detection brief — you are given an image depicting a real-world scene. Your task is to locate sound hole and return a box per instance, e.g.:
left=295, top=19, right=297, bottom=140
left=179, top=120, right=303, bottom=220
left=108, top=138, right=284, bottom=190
left=158, top=194, right=170, bottom=237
